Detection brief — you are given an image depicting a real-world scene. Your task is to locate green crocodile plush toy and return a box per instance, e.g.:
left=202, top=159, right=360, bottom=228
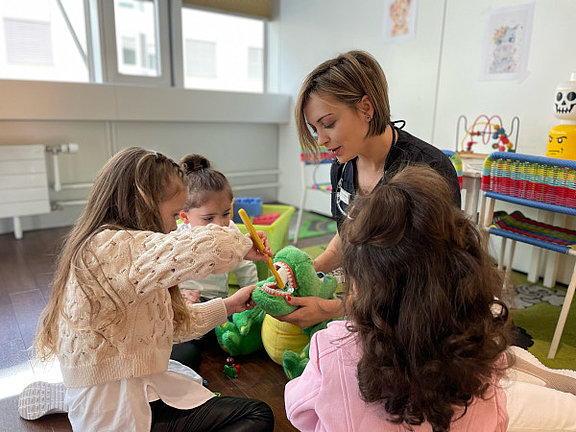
left=215, top=245, right=338, bottom=379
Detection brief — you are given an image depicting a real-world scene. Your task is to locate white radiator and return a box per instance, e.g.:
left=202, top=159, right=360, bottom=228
left=0, top=145, right=50, bottom=239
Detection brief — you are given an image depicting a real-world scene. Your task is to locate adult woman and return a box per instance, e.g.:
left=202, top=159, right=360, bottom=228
left=278, top=50, right=460, bottom=328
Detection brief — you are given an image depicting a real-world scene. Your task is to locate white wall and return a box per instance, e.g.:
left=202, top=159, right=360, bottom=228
left=274, top=0, right=576, bottom=283
left=433, top=0, right=576, bottom=153
left=0, top=80, right=290, bottom=234
left=275, top=0, right=448, bottom=215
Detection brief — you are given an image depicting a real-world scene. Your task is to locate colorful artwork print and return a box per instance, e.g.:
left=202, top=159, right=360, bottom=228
left=490, top=24, right=520, bottom=74
left=390, top=0, right=411, bottom=37
left=383, top=0, right=417, bottom=43
left=480, top=3, right=534, bottom=81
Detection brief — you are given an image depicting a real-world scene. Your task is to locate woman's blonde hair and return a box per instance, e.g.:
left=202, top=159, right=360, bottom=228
left=36, top=147, right=191, bottom=360
left=295, top=50, right=391, bottom=155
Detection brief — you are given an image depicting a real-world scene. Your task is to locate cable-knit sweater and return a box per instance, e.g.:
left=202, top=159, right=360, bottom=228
left=56, top=224, right=251, bottom=388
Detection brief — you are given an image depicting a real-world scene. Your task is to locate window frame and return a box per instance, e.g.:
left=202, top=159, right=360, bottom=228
left=177, top=2, right=268, bottom=93
left=0, top=0, right=269, bottom=92
left=98, top=0, right=172, bottom=87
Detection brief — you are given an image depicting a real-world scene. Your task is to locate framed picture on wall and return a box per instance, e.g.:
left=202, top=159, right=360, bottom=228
left=382, top=0, right=417, bottom=43
left=479, top=3, right=535, bottom=81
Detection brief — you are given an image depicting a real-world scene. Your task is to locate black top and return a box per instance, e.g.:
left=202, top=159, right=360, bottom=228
left=330, top=125, right=462, bottom=229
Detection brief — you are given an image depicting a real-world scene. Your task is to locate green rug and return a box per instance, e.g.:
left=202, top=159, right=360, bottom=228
left=512, top=302, right=576, bottom=370
left=300, top=245, right=575, bottom=371
left=509, top=272, right=576, bottom=370
left=289, top=211, right=337, bottom=241
left=301, top=243, right=328, bottom=259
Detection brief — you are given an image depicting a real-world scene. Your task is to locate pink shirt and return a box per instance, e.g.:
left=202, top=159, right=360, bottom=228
left=285, top=321, right=508, bottom=432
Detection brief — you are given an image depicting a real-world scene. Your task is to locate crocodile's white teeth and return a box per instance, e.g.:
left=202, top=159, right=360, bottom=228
left=261, top=281, right=295, bottom=297
left=274, top=260, right=295, bottom=290
left=259, top=260, right=296, bottom=297
left=276, top=266, right=290, bottom=286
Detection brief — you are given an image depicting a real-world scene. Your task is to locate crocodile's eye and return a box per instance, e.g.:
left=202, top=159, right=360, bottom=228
left=316, top=271, right=325, bottom=281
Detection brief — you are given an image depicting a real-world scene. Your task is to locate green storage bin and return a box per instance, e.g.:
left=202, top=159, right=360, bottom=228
left=229, top=204, right=295, bottom=283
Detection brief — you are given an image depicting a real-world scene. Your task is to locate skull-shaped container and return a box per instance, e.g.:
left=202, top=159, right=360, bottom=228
left=547, top=72, right=576, bottom=159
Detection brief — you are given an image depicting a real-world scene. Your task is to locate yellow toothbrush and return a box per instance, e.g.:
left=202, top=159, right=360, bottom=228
left=238, top=208, right=285, bottom=289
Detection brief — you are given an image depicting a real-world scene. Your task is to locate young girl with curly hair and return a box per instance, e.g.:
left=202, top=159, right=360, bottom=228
left=285, top=165, right=576, bottom=432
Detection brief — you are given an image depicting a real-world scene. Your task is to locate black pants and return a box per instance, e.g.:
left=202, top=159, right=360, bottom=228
left=170, top=301, right=217, bottom=371
left=150, top=396, right=274, bottom=432
left=170, top=326, right=217, bottom=371
left=170, top=340, right=203, bottom=371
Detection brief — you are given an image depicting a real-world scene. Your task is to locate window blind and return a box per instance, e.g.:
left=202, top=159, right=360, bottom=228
left=182, top=0, right=270, bottom=19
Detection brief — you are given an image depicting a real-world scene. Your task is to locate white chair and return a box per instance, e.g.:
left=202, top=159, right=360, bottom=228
left=293, top=147, right=334, bottom=244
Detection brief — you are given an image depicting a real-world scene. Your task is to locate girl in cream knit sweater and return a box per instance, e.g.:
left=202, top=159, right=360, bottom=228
left=28, top=147, right=274, bottom=431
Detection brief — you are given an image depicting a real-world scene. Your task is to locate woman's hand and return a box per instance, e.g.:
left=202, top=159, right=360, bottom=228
left=244, top=231, right=272, bottom=261
left=223, top=285, right=257, bottom=315
left=275, top=296, right=345, bottom=329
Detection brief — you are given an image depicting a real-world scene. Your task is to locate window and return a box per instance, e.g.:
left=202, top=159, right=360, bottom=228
left=5, top=19, right=52, bottom=65
left=0, top=1, right=267, bottom=91
left=0, top=0, right=89, bottom=82
left=98, top=0, right=170, bottom=85
left=122, top=36, right=136, bottom=65
left=247, top=46, right=263, bottom=81
left=114, top=0, right=159, bottom=77
left=185, top=39, right=216, bottom=77
left=181, top=7, right=264, bottom=93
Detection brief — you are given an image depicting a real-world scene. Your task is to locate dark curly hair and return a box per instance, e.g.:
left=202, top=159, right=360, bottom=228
left=340, top=165, right=511, bottom=432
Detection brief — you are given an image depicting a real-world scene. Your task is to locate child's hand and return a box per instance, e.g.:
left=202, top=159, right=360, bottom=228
left=244, top=231, right=272, bottom=261
left=223, top=285, right=257, bottom=315
left=181, top=289, right=201, bottom=304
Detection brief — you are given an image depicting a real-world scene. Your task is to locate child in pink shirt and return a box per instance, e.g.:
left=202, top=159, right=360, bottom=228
left=285, top=165, right=576, bottom=432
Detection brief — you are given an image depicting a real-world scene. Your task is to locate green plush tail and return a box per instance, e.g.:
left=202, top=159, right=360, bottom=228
left=281, top=343, right=310, bottom=380
left=214, top=307, right=266, bottom=356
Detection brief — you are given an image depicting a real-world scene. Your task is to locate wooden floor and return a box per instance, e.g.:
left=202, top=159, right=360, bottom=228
left=0, top=225, right=333, bottom=431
